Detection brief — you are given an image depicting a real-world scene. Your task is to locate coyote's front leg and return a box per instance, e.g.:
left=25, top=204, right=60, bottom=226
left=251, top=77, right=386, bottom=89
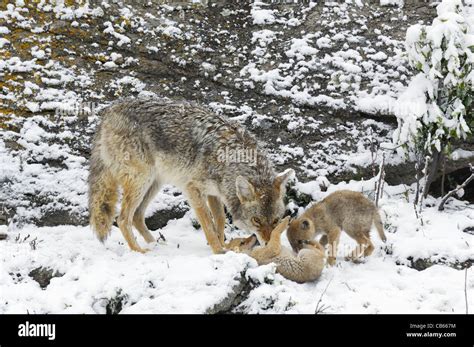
left=207, top=195, right=226, bottom=245
left=186, top=182, right=225, bottom=254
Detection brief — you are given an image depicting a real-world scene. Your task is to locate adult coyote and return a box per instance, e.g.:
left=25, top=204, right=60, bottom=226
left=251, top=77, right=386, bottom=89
left=89, top=98, right=293, bottom=253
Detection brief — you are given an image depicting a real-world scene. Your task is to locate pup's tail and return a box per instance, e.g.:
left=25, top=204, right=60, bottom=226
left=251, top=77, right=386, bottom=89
left=88, top=148, right=118, bottom=242
left=373, top=211, right=387, bottom=242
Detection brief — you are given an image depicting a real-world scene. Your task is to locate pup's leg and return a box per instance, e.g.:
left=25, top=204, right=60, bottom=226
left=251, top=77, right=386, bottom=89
left=207, top=195, right=226, bottom=245
left=266, top=217, right=289, bottom=252
left=306, top=240, right=326, bottom=253
left=326, top=227, right=341, bottom=266
left=363, top=235, right=374, bottom=257
left=346, top=233, right=365, bottom=261
left=133, top=180, right=161, bottom=243
left=186, top=182, right=225, bottom=254
left=251, top=217, right=289, bottom=260
left=346, top=232, right=374, bottom=261
left=319, top=234, right=328, bottom=247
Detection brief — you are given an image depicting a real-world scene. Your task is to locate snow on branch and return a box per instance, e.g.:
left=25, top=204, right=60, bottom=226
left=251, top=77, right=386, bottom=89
left=438, top=163, right=474, bottom=211
left=392, top=0, right=474, bottom=155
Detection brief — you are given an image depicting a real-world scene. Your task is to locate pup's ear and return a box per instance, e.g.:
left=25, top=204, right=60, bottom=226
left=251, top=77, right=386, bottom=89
left=301, top=219, right=310, bottom=230
left=244, top=235, right=259, bottom=248
left=236, top=176, right=256, bottom=203
left=274, top=168, right=295, bottom=191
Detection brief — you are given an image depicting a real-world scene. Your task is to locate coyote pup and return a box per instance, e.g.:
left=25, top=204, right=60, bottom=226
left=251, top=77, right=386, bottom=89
left=226, top=217, right=326, bottom=283
left=287, top=190, right=387, bottom=265
left=89, top=98, right=293, bottom=253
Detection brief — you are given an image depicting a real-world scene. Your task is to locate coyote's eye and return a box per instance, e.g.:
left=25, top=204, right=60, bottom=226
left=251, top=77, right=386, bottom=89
left=272, top=218, right=279, bottom=226
left=251, top=217, right=261, bottom=226
left=240, top=240, right=246, bottom=246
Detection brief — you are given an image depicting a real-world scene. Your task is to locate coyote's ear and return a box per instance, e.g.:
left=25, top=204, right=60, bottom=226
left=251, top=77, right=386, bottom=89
left=301, top=219, right=310, bottom=230
left=274, top=168, right=295, bottom=191
left=236, top=176, right=256, bottom=203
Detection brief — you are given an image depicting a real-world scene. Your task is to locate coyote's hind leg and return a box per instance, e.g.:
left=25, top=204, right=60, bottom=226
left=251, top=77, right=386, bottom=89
left=118, top=173, right=153, bottom=253
left=133, top=180, right=161, bottom=243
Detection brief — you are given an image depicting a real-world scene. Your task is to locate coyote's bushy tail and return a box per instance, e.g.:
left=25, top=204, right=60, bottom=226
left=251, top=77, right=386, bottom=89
left=373, top=211, right=387, bottom=242
left=88, top=149, right=118, bottom=242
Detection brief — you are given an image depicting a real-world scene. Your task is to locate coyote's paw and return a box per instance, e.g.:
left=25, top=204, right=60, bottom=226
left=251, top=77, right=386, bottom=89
left=346, top=256, right=365, bottom=264
left=212, top=246, right=227, bottom=255
left=131, top=246, right=149, bottom=254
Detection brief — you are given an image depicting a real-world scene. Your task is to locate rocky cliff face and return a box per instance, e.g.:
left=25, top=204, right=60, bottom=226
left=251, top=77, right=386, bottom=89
left=0, top=0, right=472, bottom=226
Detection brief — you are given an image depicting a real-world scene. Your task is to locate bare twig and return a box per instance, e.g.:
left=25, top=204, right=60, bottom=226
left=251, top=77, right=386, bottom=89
left=380, top=175, right=386, bottom=200
left=423, top=150, right=439, bottom=198
left=414, top=154, right=422, bottom=206
left=418, top=156, right=430, bottom=221
left=379, top=142, right=406, bottom=151
left=441, top=154, right=446, bottom=197
left=421, top=156, right=430, bottom=204
left=315, top=276, right=333, bottom=314
left=158, top=232, right=166, bottom=242
left=375, top=153, right=386, bottom=207
left=438, top=164, right=474, bottom=211
left=413, top=156, right=429, bottom=226
left=465, top=267, right=469, bottom=315
left=413, top=160, right=422, bottom=221
left=369, top=128, right=378, bottom=182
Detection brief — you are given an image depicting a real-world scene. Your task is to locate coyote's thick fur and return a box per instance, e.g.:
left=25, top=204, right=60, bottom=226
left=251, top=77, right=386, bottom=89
left=89, top=98, right=293, bottom=253
left=226, top=217, right=325, bottom=283
left=287, top=190, right=387, bottom=265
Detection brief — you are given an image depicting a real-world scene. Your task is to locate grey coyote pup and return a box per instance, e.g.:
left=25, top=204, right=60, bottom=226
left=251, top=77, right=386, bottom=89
left=89, top=98, right=294, bottom=253
left=226, top=217, right=326, bottom=283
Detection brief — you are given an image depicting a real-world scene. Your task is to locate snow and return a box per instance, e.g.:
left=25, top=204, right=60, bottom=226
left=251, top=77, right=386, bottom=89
left=369, top=51, right=388, bottom=61
left=1, top=178, right=473, bottom=314
left=251, top=2, right=276, bottom=25
left=393, top=0, right=473, bottom=153
left=103, top=21, right=131, bottom=47
left=356, top=94, right=396, bottom=114
left=0, top=0, right=473, bottom=315
left=380, top=0, right=404, bottom=7
left=0, top=214, right=256, bottom=314
left=316, top=37, right=332, bottom=48
left=450, top=148, right=474, bottom=160
left=286, top=38, right=318, bottom=60
left=243, top=260, right=470, bottom=313
left=0, top=38, right=9, bottom=48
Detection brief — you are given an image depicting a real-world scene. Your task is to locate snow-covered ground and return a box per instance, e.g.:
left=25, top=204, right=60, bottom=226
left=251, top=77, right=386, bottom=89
left=1, top=179, right=473, bottom=314
left=0, top=0, right=473, bottom=315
